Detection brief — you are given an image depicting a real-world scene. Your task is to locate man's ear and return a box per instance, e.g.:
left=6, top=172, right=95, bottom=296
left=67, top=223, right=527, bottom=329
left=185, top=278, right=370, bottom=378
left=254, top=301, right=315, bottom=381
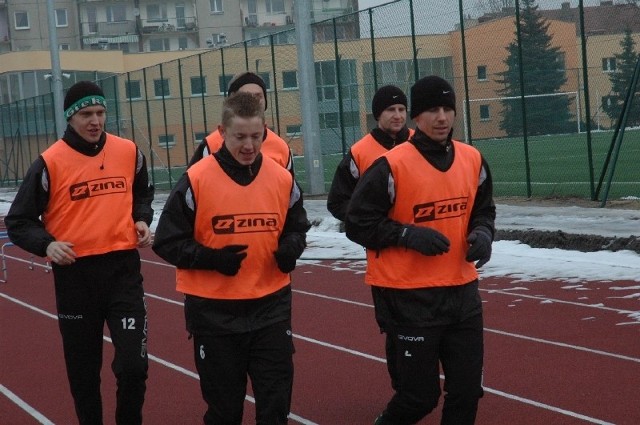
left=218, top=124, right=225, bottom=139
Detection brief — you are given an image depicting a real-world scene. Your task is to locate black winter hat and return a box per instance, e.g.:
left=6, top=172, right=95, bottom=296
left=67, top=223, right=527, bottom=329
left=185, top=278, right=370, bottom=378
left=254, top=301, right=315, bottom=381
left=410, top=75, right=456, bottom=118
left=227, top=71, right=268, bottom=110
left=371, top=85, right=407, bottom=120
left=63, top=81, right=106, bottom=120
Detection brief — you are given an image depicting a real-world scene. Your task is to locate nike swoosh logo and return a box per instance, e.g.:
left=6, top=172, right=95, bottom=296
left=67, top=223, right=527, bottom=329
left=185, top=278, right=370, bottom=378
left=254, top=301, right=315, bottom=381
left=443, top=91, right=451, bottom=94
left=392, top=95, right=399, bottom=99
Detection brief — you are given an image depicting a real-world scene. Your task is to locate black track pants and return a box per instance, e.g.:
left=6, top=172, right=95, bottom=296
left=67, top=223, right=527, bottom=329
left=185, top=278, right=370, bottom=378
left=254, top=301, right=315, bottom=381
left=54, top=250, right=148, bottom=425
left=381, top=313, right=484, bottom=425
left=193, top=319, right=294, bottom=425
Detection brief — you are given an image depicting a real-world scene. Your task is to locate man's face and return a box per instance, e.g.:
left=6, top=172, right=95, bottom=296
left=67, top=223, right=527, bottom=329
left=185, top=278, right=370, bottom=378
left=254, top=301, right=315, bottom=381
left=219, top=116, right=265, bottom=165
left=413, top=106, right=455, bottom=144
left=236, top=83, right=266, bottom=110
left=68, top=106, right=106, bottom=143
left=377, top=104, right=407, bottom=137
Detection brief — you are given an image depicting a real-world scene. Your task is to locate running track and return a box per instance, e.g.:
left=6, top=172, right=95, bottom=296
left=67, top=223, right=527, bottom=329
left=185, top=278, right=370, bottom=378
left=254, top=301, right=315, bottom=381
left=1, top=245, right=639, bottom=425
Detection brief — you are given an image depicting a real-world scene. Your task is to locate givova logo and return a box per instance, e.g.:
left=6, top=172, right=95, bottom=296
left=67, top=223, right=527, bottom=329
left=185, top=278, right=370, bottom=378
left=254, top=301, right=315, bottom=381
left=413, top=197, right=468, bottom=222
left=212, top=213, right=279, bottom=234
left=70, top=177, right=127, bottom=200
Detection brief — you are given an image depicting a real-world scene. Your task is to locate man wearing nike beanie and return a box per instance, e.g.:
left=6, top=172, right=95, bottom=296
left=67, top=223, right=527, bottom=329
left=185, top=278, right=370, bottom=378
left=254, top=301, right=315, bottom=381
left=5, top=80, right=154, bottom=424
left=344, top=75, right=496, bottom=425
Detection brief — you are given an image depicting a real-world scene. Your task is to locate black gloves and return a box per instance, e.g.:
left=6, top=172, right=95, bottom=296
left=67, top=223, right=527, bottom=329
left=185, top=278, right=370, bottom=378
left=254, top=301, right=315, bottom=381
left=398, top=225, right=450, bottom=256
left=466, top=226, right=493, bottom=268
left=274, top=243, right=298, bottom=273
left=211, top=244, right=248, bottom=276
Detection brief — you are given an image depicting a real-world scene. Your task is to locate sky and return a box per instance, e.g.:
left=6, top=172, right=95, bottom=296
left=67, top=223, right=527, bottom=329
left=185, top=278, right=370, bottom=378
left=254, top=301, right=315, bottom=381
left=357, top=0, right=608, bottom=35
left=2, top=189, right=637, bottom=284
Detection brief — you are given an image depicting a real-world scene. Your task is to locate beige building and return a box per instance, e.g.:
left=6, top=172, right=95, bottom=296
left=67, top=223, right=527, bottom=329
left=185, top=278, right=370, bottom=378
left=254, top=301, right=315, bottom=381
left=1, top=0, right=639, bottom=164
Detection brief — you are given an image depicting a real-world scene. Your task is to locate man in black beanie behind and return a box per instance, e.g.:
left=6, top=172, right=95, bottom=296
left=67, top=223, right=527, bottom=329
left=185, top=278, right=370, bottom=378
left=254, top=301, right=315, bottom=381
left=188, top=71, right=294, bottom=175
left=5, top=80, right=154, bottom=424
left=345, top=75, right=495, bottom=425
left=327, top=85, right=413, bottom=222
left=327, top=85, right=413, bottom=390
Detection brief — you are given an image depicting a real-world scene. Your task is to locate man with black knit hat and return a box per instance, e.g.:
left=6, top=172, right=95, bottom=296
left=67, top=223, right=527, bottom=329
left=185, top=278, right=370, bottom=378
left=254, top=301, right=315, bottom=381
left=188, top=71, right=294, bottom=175
left=5, top=80, right=154, bottom=425
left=327, top=85, right=413, bottom=222
left=327, top=84, right=412, bottom=390
left=345, top=75, right=495, bottom=425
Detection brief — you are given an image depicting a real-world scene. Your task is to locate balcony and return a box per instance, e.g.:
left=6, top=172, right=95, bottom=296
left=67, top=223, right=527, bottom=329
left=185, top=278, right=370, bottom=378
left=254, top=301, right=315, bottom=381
left=311, top=7, right=355, bottom=23
left=141, top=16, right=197, bottom=34
left=82, top=20, right=137, bottom=37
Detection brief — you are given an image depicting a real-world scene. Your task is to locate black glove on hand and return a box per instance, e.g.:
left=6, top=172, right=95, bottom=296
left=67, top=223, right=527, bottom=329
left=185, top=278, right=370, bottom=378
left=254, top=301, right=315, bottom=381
left=274, top=243, right=298, bottom=273
left=212, top=245, right=248, bottom=276
left=466, top=226, right=493, bottom=268
left=398, top=225, right=450, bottom=256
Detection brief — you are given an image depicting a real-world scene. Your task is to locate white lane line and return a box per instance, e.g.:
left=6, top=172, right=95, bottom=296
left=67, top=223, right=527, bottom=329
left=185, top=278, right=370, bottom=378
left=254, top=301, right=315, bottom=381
left=0, top=384, right=55, bottom=425
left=0, top=293, right=317, bottom=425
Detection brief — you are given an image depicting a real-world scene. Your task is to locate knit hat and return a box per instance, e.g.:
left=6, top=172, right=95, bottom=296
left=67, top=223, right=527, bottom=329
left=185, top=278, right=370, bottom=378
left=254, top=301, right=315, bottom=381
left=410, top=76, right=456, bottom=118
left=63, top=81, right=106, bottom=120
left=371, top=85, right=407, bottom=120
left=227, top=72, right=268, bottom=110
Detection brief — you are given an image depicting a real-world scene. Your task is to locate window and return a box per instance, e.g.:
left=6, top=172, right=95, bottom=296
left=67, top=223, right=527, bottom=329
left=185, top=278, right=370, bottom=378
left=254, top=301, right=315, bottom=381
left=319, top=112, right=339, bottom=129
left=55, top=9, right=68, bottom=27
left=477, top=65, right=487, bottom=81
left=87, top=7, right=97, bottom=33
left=147, top=4, right=168, bottom=22
left=479, top=105, right=490, bottom=121
left=210, top=0, right=223, bottom=13
left=219, top=74, right=233, bottom=94
left=282, top=71, right=298, bottom=89
left=266, top=0, right=285, bottom=14
left=125, top=80, right=142, bottom=100
left=178, top=37, right=188, bottom=50
left=106, top=5, right=126, bottom=23
left=154, top=79, right=170, bottom=98
left=194, top=131, right=208, bottom=144
left=257, top=72, right=271, bottom=90
left=158, top=134, right=175, bottom=149
left=149, top=38, right=170, bottom=51
left=191, top=76, right=207, bottom=96
left=14, top=11, right=29, bottom=29
left=602, top=57, right=616, bottom=72
left=59, top=44, right=70, bottom=51
left=286, top=124, right=301, bottom=136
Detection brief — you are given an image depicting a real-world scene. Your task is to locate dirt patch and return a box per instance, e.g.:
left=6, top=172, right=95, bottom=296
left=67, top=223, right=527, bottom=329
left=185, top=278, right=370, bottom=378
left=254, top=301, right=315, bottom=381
left=496, top=196, right=640, bottom=210
left=496, top=229, right=640, bottom=254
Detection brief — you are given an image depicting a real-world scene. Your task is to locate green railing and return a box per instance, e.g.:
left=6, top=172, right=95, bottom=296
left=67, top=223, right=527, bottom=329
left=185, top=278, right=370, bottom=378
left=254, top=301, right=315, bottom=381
left=1, top=0, right=638, bottom=203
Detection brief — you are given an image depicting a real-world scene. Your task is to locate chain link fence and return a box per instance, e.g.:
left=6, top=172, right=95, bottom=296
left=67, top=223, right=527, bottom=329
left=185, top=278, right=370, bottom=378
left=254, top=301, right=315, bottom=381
left=1, top=0, right=638, bottom=202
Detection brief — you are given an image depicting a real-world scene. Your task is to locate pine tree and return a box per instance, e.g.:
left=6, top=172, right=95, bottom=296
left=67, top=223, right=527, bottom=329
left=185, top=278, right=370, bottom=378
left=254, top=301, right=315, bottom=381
left=496, top=0, right=571, bottom=136
left=603, top=28, right=640, bottom=128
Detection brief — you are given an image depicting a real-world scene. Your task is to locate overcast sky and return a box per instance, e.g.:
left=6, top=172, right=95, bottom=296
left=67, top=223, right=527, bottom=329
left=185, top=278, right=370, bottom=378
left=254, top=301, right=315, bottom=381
left=358, top=0, right=606, bottom=12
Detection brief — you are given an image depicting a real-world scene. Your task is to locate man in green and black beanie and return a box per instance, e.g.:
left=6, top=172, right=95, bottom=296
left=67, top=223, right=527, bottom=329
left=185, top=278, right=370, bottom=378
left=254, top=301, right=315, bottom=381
left=5, top=80, right=155, bottom=424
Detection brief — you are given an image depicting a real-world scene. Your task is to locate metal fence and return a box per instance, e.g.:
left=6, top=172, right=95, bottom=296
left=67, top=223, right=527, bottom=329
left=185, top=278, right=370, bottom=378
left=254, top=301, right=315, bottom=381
left=1, top=0, right=639, bottom=203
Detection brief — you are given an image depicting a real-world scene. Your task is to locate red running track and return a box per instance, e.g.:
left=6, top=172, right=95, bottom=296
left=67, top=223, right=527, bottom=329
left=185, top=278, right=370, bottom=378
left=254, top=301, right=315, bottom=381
left=1, top=245, right=639, bottom=425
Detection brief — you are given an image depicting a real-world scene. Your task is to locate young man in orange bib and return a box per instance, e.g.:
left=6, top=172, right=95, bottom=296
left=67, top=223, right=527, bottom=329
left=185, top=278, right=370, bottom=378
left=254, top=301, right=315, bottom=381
left=5, top=81, right=154, bottom=425
left=188, top=71, right=294, bottom=175
left=345, top=75, right=495, bottom=425
left=153, top=92, right=309, bottom=424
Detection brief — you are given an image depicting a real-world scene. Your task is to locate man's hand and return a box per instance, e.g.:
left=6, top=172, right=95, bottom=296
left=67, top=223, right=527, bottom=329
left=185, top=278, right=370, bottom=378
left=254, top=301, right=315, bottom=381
left=398, top=225, right=450, bottom=256
left=135, top=221, right=151, bottom=248
left=466, top=226, right=493, bottom=268
left=274, top=244, right=298, bottom=273
left=211, top=245, right=249, bottom=276
left=46, top=241, right=76, bottom=266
